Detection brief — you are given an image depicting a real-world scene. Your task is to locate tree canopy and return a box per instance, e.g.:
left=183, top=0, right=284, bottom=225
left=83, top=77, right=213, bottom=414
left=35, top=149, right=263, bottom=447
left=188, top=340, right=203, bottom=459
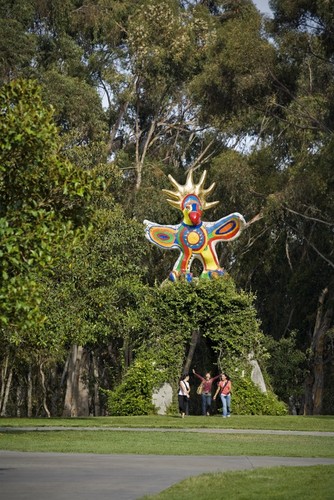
left=0, top=79, right=96, bottom=341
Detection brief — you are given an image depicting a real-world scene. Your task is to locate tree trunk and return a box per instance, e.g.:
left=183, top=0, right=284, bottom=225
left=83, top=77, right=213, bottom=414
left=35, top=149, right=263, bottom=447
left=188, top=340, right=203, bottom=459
left=312, top=287, right=333, bottom=415
left=16, top=385, right=22, bottom=417
left=107, top=343, right=121, bottom=383
left=63, top=348, right=74, bottom=417
left=134, top=77, right=157, bottom=192
left=183, top=329, right=200, bottom=374
left=92, top=353, right=100, bottom=417
left=303, top=372, right=314, bottom=416
left=77, top=348, right=90, bottom=416
left=63, top=345, right=90, bottom=417
left=0, top=362, right=13, bottom=417
left=39, top=362, right=51, bottom=418
left=0, top=354, right=9, bottom=412
left=49, top=366, right=59, bottom=416
left=304, top=286, right=333, bottom=415
left=27, top=365, right=33, bottom=417
left=107, top=76, right=137, bottom=153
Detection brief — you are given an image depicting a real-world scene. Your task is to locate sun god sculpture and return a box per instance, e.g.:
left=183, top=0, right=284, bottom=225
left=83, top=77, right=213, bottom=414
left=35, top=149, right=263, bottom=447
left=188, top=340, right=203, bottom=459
left=144, top=170, right=246, bottom=282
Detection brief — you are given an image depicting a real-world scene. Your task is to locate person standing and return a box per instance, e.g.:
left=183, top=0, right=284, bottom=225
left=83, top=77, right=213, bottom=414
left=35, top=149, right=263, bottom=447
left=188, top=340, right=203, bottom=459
left=213, top=373, right=232, bottom=418
left=178, top=373, right=190, bottom=418
left=192, top=369, right=220, bottom=416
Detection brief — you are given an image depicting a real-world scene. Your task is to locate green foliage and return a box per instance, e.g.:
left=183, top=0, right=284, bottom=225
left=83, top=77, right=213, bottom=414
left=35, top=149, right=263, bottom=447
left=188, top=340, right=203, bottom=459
left=231, top=375, right=287, bottom=416
left=139, top=282, right=198, bottom=379
left=0, top=17, right=36, bottom=82
left=41, top=70, right=107, bottom=143
left=127, top=0, right=208, bottom=86
left=189, top=3, right=275, bottom=129
left=138, top=277, right=257, bottom=375
left=264, top=331, right=306, bottom=403
left=40, top=196, right=150, bottom=350
left=0, top=79, right=96, bottom=340
left=195, top=278, right=267, bottom=369
left=106, top=356, right=159, bottom=416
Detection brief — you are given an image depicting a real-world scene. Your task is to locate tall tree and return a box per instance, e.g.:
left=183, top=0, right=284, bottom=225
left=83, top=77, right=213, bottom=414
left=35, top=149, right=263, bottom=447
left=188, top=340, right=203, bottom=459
left=40, top=166, right=150, bottom=416
left=0, top=79, right=95, bottom=341
left=229, top=0, right=334, bottom=412
left=0, top=79, right=97, bottom=415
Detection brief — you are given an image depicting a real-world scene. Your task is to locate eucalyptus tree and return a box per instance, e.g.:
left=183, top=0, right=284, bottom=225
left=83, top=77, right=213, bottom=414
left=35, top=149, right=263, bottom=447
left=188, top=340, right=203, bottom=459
left=72, top=0, right=221, bottom=192
left=0, top=0, right=107, bottom=149
left=0, top=0, right=268, bottom=194
left=0, top=0, right=244, bottom=192
left=192, top=0, right=334, bottom=413
left=249, top=0, right=334, bottom=414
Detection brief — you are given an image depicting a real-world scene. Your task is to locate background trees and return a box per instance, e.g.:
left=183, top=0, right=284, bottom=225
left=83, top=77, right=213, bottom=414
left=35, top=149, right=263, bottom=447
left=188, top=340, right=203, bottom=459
left=0, top=0, right=333, bottom=416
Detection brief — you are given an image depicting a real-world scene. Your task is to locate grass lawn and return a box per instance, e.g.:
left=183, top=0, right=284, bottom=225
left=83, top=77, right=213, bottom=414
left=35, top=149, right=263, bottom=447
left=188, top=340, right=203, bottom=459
left=1, top=429, right=333, bottom=457
left=1, top=414, right=334, bottom=431
left=1, top=415, right=334, bottom=456
left=140, top=465, right=334, bottom=500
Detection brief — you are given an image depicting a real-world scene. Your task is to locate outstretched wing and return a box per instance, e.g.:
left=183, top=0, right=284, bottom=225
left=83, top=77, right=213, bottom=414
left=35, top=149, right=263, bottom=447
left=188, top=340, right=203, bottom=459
left=205, top=213, right=246, bottom=241
left=144, top=220, right=181, bottom=250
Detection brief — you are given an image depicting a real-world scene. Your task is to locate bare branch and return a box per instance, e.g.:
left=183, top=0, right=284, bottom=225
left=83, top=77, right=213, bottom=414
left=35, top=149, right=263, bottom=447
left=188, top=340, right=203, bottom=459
left=306, top=239, right=334, bottom=269
left=246, top=212, right=264, bottom=226
left=285, top=238, right=293, bottom=271
left=190, top=139, right=216, bottom=171
left=239, top=226, right=271, bottom=256
left=289, top=225, right=334, bottom=269
left=267, top=69, right=331, bottom=133
left=284, top=206, right=333, bottom=227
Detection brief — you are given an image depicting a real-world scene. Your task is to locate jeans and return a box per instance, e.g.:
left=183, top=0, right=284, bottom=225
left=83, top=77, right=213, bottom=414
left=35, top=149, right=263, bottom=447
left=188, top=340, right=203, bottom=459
left=201, top=393, right=212, bottom=415
left=220, top=393, right=231, bottom=417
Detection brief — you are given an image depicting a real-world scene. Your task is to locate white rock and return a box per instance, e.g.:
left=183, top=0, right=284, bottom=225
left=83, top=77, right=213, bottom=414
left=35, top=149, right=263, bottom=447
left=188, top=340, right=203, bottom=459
left=152, top=383, right=173, bottom=415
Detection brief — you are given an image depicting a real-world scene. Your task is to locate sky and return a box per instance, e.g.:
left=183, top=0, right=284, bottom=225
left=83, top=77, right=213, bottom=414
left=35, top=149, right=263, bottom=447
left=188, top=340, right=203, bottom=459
left=254, top=0, right=272, bottom=16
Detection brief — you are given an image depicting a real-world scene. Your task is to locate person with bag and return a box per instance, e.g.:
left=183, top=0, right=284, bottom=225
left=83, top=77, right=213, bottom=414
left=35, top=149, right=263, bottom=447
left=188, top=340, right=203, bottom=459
left=192, top=369, right=220, bottom=416
left=213, top=372, right=232, bottom=418
left=178, top=373, right=190, bottom=418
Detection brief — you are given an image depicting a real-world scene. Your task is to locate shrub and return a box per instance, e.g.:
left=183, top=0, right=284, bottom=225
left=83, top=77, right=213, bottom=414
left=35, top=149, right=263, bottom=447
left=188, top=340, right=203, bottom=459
left=230, top=376, right=288, bottom=415
left=106, top=357, right=159, bottom=416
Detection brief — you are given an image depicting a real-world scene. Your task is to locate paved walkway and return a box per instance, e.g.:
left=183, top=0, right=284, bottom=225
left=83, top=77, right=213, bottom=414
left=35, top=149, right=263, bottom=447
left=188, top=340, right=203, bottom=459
left=1, top=427, right=334, bottom=499
left=2, top=426, right=334, bottom=436
left=1, top=451, right=334, bottom=500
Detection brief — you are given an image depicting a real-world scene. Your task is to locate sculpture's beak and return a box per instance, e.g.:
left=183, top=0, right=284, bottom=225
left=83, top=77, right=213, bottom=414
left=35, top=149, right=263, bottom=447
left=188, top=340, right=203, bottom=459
left=189, top=211, right=201, bottom=225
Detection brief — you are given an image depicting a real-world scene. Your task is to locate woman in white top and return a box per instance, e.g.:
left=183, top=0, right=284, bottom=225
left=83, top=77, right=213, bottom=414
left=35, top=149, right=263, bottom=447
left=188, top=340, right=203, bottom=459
left=178, top=373, right=190, bottom=418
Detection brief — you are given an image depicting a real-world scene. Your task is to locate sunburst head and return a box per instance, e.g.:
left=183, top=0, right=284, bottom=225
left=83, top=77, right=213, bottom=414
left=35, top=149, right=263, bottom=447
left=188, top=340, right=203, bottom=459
left=162, top=169, right=219, bottom=212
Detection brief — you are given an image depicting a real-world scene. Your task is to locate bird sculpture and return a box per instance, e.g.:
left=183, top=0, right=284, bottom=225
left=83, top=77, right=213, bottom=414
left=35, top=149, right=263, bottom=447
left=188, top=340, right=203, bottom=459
left=144, top=169, right=246, bottom=282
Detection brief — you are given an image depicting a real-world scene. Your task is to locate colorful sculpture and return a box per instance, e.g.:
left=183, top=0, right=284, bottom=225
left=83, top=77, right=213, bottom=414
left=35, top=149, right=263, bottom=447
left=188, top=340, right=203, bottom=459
left=144, top=170, right=246, bottom=282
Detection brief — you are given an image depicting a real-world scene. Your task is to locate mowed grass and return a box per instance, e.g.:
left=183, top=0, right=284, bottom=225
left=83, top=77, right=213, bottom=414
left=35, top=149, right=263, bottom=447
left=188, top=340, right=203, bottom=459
left=140, top=465, right=334, bottom=500
left=1, top=416, right=334, bottom=500
left=1, top=414, right=334, bottom=432
left=1, top=430, right=334, bottom=457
